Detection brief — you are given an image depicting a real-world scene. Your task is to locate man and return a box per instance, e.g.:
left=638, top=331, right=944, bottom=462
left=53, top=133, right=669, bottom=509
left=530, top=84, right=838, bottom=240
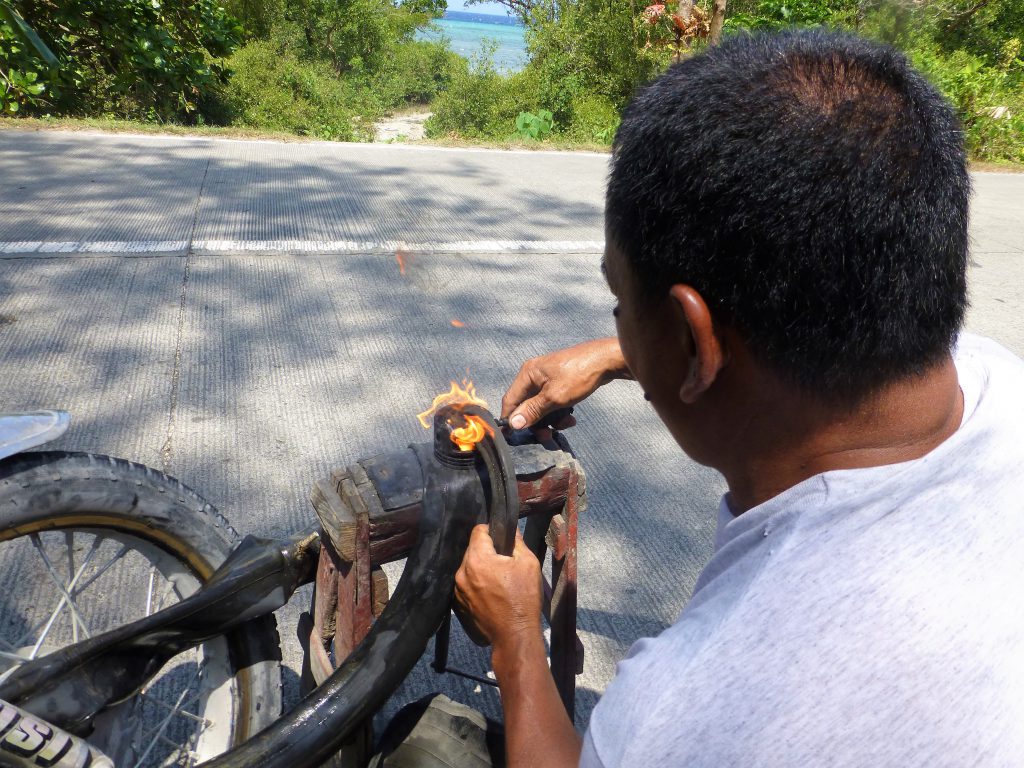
left=453, top=28, right=1024, bottom=767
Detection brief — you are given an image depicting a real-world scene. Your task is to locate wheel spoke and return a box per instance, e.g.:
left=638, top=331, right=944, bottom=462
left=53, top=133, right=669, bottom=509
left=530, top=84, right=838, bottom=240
left=12, top=540, right=113, bottom=655
left=64, top=533, right=75, bottom=604
left=25, top=537, right=101, bottom=657
left=72, top=541, right=130, bottom=595
left=141, top=691, right=211, bottom=727
left=0, top=477, right=257, bottom=768
left=156, top=734, right=179, bottom=750
left=153, top=579, right=178, bottom=615
left=130, top=687, right=190, bottom=768
left=20, top=539, right=134, bottom=647
left=145, top=568, right=156, bottom=616
left=64, top=532, right=78, bottom=644
left=29, top=533, right=92, bottom=640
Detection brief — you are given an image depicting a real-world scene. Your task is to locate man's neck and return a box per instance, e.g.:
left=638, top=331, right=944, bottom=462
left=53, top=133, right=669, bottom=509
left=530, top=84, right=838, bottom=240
left=721, top=356, right=964, bottom=514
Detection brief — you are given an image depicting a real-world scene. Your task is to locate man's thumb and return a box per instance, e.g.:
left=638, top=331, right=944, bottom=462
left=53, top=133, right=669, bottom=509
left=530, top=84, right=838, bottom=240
left=509, top=395, right=549, bottom=430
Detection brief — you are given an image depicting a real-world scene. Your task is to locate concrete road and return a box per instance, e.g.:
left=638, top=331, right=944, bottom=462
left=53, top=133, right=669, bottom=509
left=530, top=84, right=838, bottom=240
left=0, top=129, right=1021, bottom=731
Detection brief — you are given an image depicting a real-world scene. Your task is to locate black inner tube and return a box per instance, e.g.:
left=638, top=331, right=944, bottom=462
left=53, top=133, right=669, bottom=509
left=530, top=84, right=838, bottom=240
left=464, top=404, right=519, bottom=557
left=199, top=443, right=485, bottom=768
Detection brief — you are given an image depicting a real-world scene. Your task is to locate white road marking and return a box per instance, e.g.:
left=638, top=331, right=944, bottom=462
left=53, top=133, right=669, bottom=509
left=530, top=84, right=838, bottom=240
left=78, top=240, right=190, bottom=253
left=0, top=241, right=42, bottom=253
left=0, top=239, right=605, bottom=255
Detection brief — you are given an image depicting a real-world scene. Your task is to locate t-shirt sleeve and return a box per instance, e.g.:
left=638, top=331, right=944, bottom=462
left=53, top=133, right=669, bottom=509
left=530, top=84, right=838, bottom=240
left=579, top=729, right=606, bottom=768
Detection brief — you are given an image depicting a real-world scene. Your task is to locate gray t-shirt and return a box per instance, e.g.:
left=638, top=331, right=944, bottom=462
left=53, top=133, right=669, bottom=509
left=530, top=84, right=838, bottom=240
left=581, top=334, right=1024, bottom=767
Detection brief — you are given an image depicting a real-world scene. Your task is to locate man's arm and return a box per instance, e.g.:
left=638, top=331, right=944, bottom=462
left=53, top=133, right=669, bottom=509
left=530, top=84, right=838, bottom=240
left=501, top=337, right=631, bottom=430
left=455, top=526, right=582, bottom=768
left=452, top=339, right=631, bottom=764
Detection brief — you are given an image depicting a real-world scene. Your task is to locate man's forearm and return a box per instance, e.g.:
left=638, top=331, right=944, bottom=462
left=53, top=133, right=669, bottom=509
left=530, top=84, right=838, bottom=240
left=493, top=632, right=582, bottom=768
left=594, top=336, right=634, bottom=383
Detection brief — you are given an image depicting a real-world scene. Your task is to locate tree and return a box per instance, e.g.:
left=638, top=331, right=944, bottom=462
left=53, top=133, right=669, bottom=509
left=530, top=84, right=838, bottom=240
left=710, top=0, right=727, bottom=42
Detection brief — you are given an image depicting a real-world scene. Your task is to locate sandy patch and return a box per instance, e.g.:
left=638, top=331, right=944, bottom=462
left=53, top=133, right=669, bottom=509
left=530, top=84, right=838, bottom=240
left=374, top=111, right=432, bottom=142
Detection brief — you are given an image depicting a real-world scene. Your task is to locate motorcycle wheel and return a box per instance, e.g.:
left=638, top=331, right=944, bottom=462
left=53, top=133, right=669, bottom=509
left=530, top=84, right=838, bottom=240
left=0, top=451, right=282, bottom=768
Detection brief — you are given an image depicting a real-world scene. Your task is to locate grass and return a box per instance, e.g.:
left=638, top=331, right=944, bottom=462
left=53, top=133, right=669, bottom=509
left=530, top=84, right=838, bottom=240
left=410, top=131, right=610, bottom=152
left=970, top=159, right=1024, bottom=173
left=0, top=115, right=613, bottom=152
left=3, top=115, right=1021, bottom=167
left=0, top=115, right=317, bottom=143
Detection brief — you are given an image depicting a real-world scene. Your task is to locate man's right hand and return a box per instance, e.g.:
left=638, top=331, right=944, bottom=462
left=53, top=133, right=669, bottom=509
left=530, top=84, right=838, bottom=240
left=501, top=337, right=631, bottom=430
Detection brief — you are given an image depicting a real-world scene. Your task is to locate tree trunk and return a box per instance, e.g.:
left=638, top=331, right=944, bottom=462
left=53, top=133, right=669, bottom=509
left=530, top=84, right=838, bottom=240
left=709, top=0, right=727, bottom=44
left=678, top=0, right=693, bottom=24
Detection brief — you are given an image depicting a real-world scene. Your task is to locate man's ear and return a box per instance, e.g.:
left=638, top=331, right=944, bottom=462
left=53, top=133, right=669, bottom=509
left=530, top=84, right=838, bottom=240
left=668, top=285, right=727, bottom=404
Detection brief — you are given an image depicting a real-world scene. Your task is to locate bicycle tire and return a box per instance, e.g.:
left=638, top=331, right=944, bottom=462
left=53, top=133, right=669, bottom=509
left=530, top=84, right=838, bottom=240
left=0, top=451, right=282, bottom=765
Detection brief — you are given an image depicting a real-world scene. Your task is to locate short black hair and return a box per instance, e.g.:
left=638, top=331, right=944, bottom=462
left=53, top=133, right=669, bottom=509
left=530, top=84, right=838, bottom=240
left=606, top=29, right=969, bottom=403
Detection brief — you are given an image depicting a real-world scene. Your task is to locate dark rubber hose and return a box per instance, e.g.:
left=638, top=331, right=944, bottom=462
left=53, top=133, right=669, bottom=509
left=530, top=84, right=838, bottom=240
left=199, top=443, right=483, bottom=768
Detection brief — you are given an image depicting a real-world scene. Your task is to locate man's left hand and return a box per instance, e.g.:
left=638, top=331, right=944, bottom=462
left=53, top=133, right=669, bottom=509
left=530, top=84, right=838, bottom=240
left=454, top=525, right=543, bottom=656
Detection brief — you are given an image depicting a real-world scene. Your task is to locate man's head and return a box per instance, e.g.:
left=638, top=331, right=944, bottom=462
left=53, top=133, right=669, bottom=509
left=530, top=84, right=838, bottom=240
left=605, top=29, right=969, bottom=414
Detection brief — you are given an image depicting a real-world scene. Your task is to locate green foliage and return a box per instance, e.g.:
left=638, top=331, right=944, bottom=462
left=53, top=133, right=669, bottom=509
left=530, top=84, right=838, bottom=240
left=223, top=0, right=286, bottom=39
left=426, top=45, right=534, bottom=138
left=216, top=38, right=367, bottom=139
left=217, top=21, right=460, bottom=139
left=428, top=0, right=644, bottom=144
left=0, top=0, right=241, bottom=121
left=0, top=4, right=54, bottom=115
left=366, top=39, right=465, bottom=108
left=430, top=0, right=1021, bottom=159
left=1, top=0, right=1019, bottom=161
left=524, top=0, right=663, bottom=122
left=909, top=39, right=1024, bottom=161
left=283, top=0, right=434, bottom=75
left=212, top=0, right=456, bottom=135
left=515, top=108, right=553, bottom=139
left=0, top=16, right=47, bottom=114
left=0, top=0, right=454, bottom=134
left=0, top=1, right=56, bottom=66
left=726, top=0, right=856, bottom=30
left=566, top=94, right=621, bottom=143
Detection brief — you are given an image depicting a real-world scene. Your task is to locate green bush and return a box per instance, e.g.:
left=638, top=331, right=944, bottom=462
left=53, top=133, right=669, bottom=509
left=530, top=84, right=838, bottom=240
left=515, top=108, right=553, bottom=139
left=726, top=0, right=856, bottom=30
left=425, top=47, right=538, bottom=139
left=281, top=0, right=437, bottom=76
left=218, top=39, right=369, bottom=139
left=1, top=0, right=240, bottom=121
left=909, top=40, right=1024, bottom=161
left=424, top=0, right=660, bottom=145
left=215, top=1, right=455, bottom=137
left=524, top=0, right=664, bottom=125
left=565, top=94, right=621, bottom=144
left=367, top=39, right=465, bottom=110
left=0, top=19, right=45, bottom=114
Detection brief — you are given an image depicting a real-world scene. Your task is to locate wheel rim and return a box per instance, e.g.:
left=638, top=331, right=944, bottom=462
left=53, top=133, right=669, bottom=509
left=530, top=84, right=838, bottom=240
left=0, top=524, right=240, bottom=767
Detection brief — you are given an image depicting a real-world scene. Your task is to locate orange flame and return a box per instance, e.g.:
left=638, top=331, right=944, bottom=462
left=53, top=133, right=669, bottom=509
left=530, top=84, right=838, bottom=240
left=396, top=250, right=413, bottom=275
left=417, top=378, right=488, bottom=429
left=418, top=380, right=494, bottom=451
left=450, top=319, right=465, bottom=328
left=449, top=413, right=493, bottom=451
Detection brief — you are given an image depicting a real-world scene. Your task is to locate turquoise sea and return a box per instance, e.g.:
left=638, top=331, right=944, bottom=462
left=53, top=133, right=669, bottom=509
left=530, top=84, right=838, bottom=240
left=416, top=11, right=528, bottom=72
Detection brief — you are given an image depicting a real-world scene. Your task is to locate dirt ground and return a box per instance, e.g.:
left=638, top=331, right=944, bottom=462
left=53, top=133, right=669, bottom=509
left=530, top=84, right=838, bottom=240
left=374, top=111, right=431, bottom=142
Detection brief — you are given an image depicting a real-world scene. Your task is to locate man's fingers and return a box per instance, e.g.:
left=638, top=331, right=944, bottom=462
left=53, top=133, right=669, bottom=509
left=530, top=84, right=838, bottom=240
left=509, top=393, right=554, bottom=430
left=511, top=530, right=540, bottom=565
left=470, top=525, right=532, bottom=563
left=531, top=426, right=554, bottom=444
left=512, top=530, right=530, bottom=557
left=553, top=414, right=577, bottom=430
left=468, top=523, right=498, bottom=556
left=501, top=364, right=544, bottom=420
